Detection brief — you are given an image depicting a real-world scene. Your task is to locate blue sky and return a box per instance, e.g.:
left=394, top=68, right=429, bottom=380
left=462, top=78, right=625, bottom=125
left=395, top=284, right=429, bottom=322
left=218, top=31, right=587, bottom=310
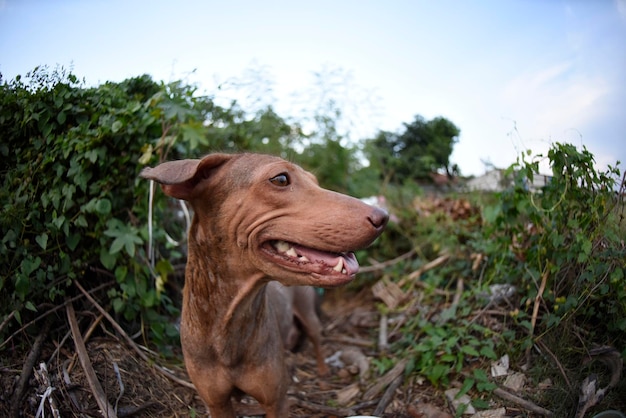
left=2, top=0, right=625, bottom=176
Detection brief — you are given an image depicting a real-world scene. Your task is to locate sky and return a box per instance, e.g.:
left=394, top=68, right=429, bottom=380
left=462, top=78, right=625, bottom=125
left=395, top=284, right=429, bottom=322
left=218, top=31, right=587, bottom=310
left=1, top=0, right=625, bottom=177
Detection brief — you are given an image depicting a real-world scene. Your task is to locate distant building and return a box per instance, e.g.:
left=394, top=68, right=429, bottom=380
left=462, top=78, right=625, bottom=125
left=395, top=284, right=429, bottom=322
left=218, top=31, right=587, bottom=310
left=466, top=169, right=552, bottom=192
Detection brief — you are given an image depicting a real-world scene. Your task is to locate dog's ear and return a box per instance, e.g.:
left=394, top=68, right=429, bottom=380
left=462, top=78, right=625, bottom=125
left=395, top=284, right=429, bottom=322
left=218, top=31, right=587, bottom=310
left=140, top=154, right=232, bottom=200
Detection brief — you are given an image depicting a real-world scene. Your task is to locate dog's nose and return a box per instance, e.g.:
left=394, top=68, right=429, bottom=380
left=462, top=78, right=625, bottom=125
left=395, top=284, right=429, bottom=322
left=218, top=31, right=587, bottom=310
left=368, top=207, right=389, bottom=230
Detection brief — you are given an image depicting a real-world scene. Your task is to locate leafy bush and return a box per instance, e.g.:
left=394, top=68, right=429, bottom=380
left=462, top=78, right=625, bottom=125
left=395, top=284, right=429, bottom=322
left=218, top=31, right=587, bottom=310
left=481, top=143, right=625, bottom=350
left=372, top=142, right=624, bottom=413
left=0, top=67, right=224, bottom=345
left=0, top=66, right=375, bottom=348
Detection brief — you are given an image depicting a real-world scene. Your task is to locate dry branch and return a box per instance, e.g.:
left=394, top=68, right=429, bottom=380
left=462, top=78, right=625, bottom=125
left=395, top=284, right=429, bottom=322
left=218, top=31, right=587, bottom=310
left=493, top=387, right=553, bottom=417
left=9, top=317, right=51, bottom=418
left=360, top=249, right=417, bottom=273
left=363, top=358, right=408, bottom=400
left=66, top=300, right=118, bottom=418
left=527, top=266, right=549, bottom=366
left=291, top=397, right=356, bottom=417
left=373, top=373, right=404, bottom=416
left=402, top=254, right=450, bottom=286
left=73, top=280, right=195, bottom=390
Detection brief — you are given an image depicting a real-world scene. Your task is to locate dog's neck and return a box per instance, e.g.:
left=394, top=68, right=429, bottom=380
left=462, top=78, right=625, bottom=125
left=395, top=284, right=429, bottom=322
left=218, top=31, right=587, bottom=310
left=182, top=235, right=279, bottom=364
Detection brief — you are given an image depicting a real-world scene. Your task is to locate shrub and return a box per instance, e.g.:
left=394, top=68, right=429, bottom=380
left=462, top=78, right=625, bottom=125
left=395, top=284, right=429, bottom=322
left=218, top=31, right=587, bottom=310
left=0, top=67, right=215, bottom=345
left=480, top=143, right=625, bottom=350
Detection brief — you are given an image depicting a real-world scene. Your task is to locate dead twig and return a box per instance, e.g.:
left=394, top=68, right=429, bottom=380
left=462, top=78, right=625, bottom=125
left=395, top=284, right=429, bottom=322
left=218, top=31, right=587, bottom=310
left=9, top=316, right=52, bottom=418
left=373, top=373, right=404, bottom=416
left=527, top=266, right=550, bottom=366
left=536, top=339, right=573, bottom=392
left=0, top=280, right=114, bottom=350
left=0, top=310, right=16, bottom=335
left=360, top=249, right=417, bottom=273
left=363, top=358, right=408, bottom=401
left=402, top=254, right=450, bottom=287
left=34, top=362, right=61, bottom=418
left=73, top=280, right=195, bottom=390
left=64, top=314, right=104, bottom=374
left=494, top=387, right=553, bottom=417
left=378, top=313, right=388, bottom=351
left=290, top=396, right=356, bottom=417
left=66, top=300, right=117, bottom=418
left=325, top=335, right=376, bottom=348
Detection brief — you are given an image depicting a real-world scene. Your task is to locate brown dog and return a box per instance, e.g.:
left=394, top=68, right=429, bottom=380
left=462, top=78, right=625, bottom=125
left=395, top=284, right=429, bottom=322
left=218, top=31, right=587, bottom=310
left=141, top=153, right=387, bottom=417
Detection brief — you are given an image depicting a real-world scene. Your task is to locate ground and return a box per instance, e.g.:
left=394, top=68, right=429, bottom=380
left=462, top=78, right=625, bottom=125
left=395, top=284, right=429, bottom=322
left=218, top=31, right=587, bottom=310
left=1, top=282, right=622, bottom=417
left=0, top=285, right=453, bottom=417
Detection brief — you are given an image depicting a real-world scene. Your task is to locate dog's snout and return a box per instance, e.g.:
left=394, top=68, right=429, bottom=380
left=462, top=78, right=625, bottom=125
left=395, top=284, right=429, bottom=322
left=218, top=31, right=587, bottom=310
left=368, top=207, right=389, bottom=229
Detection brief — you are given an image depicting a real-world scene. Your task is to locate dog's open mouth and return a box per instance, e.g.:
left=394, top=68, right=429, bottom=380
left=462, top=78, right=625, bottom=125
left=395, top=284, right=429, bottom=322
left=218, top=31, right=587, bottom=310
left=264, top=240, right=359, bottom=276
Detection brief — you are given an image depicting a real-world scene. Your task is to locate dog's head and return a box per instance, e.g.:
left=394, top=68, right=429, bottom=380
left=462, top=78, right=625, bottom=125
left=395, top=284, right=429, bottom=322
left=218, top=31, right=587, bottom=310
left=141, top=153, right=388, bottom=288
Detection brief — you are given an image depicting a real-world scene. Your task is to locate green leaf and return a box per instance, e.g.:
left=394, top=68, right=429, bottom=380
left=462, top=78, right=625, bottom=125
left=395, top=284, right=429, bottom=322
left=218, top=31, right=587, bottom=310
left=138, top=144, right=153, bottom=165
left=100, top=247, right=117, bottom=270
left=20, top=256, right=42, bottom=276
left=114, top=266, right=128, bottom=282
left=479, top=345, right=498, bottom=360
left=74, top=215, right=88, bottom=228
left=66, top=233, right=80, bottom=251
left=95, top=198, right=111, bottom=215
left=458, top=378, right=475, bottom=397
left=112, top=297, right=125, bottom=313
left=35, top=233, right=48, bottom=250
left=57, top=111, right=66, bottom=125
left=610, top=268, right=624, bottom=284
left=461, top=345, right=480, bottom=357
left=109, top=237, right=126, bottom=255
left=105, top=219, right=143, bottom=257
left=112, top=120, right=123, bottom=133
left=15, top=274, right=31, bottom=300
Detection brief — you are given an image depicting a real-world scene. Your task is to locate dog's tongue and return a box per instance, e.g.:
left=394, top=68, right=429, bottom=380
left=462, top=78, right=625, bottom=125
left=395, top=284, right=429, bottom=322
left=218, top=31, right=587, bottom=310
left=292, top=243, right=359, bottom=275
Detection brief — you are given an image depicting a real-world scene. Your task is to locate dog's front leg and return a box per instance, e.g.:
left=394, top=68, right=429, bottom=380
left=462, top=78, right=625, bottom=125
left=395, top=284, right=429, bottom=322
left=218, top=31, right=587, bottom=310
left=206, top=401, right=236, bottom=418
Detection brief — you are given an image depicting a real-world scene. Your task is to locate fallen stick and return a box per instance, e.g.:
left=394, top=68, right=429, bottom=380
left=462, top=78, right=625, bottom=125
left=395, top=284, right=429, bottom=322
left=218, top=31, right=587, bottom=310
left=0, top=280, right=114, bottom=351
left=373, top=373, right=404, bottom=416
left=9, top=317, right=51, bottom=418
left=34, top=362, right=61, bottom=418
left=290, top=397, right=356, bottom=417
left=73, top=280, right=195, bottom=390
left=527, top=267, right=549, bottom=366
left=402, top=254, right=450, bottom=286
left=363, top=358, right=408, bottom=400
left=360, top=249, right=417, bottom=273
left=378, top=313, right=388, bottom=351
left=493, top=387, right=553, bottom=417
left=66, top=301, right=118, bottom=418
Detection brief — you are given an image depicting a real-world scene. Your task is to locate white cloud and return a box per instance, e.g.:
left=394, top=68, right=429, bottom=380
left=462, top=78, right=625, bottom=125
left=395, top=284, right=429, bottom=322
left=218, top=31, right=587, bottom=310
left=616, top=0, right=626, bottom=21
left=501, top=61, right=609, bottom=140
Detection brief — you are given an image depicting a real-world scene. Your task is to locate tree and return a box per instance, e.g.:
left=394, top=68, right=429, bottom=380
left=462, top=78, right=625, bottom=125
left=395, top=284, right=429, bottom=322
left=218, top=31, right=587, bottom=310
left=364, top=115, right=460, bottom=185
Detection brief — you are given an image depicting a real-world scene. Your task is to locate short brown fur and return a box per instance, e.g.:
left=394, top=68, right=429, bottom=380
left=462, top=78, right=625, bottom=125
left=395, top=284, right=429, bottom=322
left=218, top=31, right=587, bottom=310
left=141, top=153, right=387, bottom=417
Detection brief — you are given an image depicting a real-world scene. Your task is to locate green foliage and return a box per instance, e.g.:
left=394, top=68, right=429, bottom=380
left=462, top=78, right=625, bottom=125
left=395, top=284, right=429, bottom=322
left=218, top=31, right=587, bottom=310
left=480, top=143, right=625, bottom=345
left=402, top=314, right=500, bottom=387
left=0, top=65, right=387, bottom=349
left=364, top=115, right=460, bottom=184
left=368, top=142, right=624, bottom=413
left=0, top=67, right=236, bottom=345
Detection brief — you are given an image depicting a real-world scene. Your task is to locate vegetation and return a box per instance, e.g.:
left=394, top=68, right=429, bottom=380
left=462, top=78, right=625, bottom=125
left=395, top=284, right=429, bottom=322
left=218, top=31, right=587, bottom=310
left=1, top=66, right=624, bottom=416
left=365, top=115, right=461, bottom=185
left=371, top=143, right=625, bottom=415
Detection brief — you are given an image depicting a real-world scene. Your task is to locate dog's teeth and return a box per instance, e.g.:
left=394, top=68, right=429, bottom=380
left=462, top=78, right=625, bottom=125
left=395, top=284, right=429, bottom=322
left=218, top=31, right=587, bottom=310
left=286, top=247, right=298, bottom=257
left=333, top=257, right=344, bottom=272
left=275, top=241, right=291, bottom=253
left=299, top=255, right=309, bottom=262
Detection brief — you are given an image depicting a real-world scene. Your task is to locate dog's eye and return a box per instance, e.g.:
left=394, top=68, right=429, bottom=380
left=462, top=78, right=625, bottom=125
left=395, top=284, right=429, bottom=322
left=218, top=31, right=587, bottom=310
left=269, top=173, right=290, bottom=187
